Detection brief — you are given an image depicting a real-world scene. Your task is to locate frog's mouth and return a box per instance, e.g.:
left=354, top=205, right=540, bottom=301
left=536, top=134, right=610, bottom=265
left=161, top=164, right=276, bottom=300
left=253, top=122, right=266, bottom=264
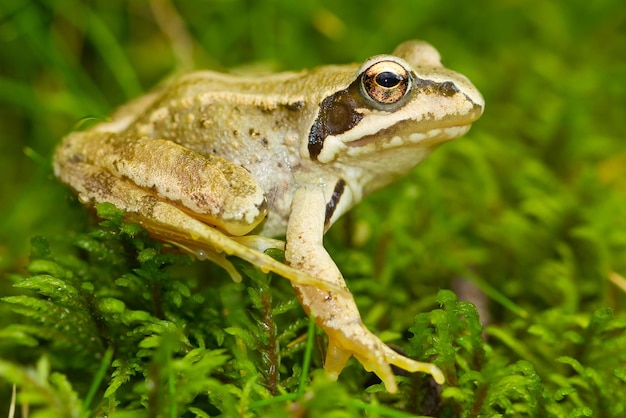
left=345, top=102, right=483, bottom=150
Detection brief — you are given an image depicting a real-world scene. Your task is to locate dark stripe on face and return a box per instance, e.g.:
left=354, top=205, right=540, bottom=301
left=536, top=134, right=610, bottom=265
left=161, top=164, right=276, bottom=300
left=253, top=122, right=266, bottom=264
left=308, top=82, right=365, bottom=160
left=325, top=179, right=346, bottom=227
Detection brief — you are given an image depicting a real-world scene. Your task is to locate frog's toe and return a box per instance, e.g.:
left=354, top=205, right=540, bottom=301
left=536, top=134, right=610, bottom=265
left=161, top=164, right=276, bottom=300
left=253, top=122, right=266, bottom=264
left=324, top=334, right=399, bottom=392
left=382, top=344, right=445, bottom=385
left=322, top=328, right=444, bottom=393
left=353, top=350, right=399, bottom=393
left=323, top=339, right=352, bottom=382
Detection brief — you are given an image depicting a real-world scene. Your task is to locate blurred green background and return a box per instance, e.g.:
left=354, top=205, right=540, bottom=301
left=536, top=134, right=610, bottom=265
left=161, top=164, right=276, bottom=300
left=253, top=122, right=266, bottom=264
left=1, top=0, right=626, bottom=415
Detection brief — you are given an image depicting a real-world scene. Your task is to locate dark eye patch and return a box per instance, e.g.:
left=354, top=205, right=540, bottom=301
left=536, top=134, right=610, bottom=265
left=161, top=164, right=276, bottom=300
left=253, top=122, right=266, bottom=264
left=308, top=82, right=365, bottom=160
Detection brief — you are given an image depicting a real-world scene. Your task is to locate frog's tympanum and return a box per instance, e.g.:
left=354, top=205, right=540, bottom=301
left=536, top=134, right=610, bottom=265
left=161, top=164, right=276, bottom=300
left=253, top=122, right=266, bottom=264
left=54, top=41, right=484, bottom=393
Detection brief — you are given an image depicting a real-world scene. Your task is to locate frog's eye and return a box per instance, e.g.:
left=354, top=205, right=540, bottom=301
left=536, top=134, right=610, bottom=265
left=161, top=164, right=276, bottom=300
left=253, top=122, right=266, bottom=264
left=360, top=60, right=411, bottom=110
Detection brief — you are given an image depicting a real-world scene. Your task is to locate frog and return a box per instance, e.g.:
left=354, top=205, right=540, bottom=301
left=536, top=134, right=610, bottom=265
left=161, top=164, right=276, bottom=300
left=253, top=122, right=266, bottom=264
left=53, top=40, right=484, bottom=393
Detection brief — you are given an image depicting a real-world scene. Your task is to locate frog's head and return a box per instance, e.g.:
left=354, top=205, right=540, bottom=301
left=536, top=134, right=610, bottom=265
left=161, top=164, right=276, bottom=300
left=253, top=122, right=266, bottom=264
left=307, top=40, right=484, bottom=185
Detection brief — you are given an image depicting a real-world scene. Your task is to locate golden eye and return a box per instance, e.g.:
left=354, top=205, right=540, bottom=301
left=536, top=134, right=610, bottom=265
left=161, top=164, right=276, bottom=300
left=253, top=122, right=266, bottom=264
left=360, top=60, right=411, bottom=109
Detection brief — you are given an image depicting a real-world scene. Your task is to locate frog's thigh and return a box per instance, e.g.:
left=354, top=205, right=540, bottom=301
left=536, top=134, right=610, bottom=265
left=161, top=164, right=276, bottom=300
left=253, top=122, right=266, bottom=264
left=57, top=159, right=236, bottom=271
left=286, top=186, right=444, bottom=392
left=59, top=132, right=266, bottom=236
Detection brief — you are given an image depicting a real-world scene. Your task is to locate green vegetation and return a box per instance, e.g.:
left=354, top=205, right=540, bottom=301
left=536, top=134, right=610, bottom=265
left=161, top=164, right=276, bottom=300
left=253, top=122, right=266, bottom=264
left=1, top=0, right=625, bottom=416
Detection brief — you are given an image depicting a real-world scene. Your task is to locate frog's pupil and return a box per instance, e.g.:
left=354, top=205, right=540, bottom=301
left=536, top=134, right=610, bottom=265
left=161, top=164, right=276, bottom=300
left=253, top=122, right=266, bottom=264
left=376, top=71, right=402, bottom=88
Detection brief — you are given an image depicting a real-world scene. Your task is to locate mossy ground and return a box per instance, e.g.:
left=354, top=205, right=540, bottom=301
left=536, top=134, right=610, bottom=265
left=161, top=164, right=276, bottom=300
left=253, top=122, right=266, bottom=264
left=1, top=1, right=625, bottom=416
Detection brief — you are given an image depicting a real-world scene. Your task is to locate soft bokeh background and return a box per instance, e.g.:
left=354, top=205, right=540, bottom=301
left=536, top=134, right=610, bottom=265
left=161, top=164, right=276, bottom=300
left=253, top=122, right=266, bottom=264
left=1, top=0, right=625, bottom=415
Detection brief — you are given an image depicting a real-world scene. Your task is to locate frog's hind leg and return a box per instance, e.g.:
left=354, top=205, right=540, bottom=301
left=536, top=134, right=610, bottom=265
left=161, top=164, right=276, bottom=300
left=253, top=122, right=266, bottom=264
left=166, top=241, right=243, bottom=283
left=172, top=236, right=285, bottom=283
left=232, top=236, right=285, bottom=253
left=55, top=160, right=346, bottom=294
left=55, top=131, right=268, bottom=236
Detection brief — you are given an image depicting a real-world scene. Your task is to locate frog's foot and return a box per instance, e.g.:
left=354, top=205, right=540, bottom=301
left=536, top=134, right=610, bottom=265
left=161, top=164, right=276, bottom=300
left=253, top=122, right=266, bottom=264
left=172, top=235, right=286, bottom=283
left=323, top=323, right=444, bottom=393
left=232, top=235, right=285, bottom=253
left=167, top=240, right=245, bottom=283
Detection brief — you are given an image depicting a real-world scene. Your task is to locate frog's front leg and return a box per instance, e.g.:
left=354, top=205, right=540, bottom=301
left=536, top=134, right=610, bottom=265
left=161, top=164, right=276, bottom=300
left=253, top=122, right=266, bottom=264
left=285, top=186, right=444, bottom=393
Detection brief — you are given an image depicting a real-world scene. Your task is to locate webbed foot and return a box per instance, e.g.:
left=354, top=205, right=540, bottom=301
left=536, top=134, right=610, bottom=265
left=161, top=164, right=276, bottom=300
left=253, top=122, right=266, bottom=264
left=323, top=320, right=444, bottom=393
